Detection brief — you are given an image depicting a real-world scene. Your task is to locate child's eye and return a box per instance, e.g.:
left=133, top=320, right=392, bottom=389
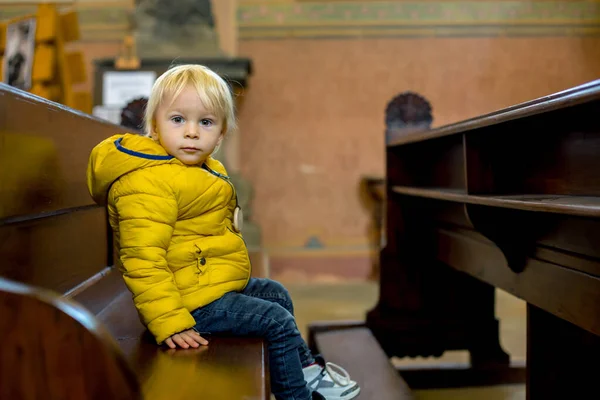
left=200, top=119, right=213, bottom=127
left=171, top=116, right=184, bottom=124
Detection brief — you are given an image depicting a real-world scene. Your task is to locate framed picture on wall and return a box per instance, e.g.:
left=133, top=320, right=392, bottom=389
left=101, top=71, right=156, bottom=108
left=2, top=17, right=37, bottom=91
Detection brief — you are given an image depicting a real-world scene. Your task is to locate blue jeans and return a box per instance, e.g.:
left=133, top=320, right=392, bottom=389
left=191, top=278, right=315, bottom=400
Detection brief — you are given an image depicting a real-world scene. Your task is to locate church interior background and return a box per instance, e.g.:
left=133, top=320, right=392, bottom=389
left=2, top=1, right=600, bottom=398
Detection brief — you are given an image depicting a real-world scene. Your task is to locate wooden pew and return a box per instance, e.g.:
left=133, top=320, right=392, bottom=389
left=310, top=80, right=600, bottom=399
left=0, top=83, right=269, bottom=400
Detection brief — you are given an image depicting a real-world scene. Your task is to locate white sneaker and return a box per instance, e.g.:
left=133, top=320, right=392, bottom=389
left=303, top=357, right=360, bottom=400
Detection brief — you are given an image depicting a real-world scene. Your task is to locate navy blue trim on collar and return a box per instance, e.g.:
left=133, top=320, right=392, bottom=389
left=114, top=137, right=174, bottom=160
left=202, top=163, right=230, bottom=180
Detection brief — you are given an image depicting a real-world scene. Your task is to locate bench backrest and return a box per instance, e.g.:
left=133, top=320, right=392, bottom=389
left=0, top=84, right=140, bottom=399
left=0, top=83, right=130, bottom=303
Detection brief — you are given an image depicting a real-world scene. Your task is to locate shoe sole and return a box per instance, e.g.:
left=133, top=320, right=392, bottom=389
left=341, top=386, right=360, bottom=400
left=321, top=385, right=361, bottom=400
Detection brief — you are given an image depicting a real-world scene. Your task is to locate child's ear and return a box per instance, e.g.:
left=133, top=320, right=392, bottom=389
left=150, top=123, right=159, bottom=141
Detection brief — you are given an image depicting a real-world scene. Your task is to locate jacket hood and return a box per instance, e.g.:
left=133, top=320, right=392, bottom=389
left=87, top=133, right=176, bottom=205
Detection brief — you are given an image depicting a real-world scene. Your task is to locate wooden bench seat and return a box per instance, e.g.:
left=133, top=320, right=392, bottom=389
left=1, top=271, right=269, bottom=400
left=0, top=83, right=269, bottom=400
left=309, top=322, right=413, bottom=400
left=89, top=272, right=270, bottom=400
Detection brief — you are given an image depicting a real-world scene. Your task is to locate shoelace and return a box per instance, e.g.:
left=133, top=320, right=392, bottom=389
left=323, top=362, right=352, bottom=386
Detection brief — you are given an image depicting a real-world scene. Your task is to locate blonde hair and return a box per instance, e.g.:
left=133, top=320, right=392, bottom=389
left=144, top=64, right=237, bottom=137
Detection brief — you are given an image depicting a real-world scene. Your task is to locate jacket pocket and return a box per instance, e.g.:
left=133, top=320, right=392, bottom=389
left=173, top=244, right=207, bottom=289
left=173, top=266, right=199, bottom=290
left=193, top=243, right=208, bottom=274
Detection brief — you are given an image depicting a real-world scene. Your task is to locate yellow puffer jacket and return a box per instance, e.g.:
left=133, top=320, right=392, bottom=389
left=87, top=133, right=251, bottom=344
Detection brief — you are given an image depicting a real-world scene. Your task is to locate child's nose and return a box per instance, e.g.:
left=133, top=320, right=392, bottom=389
left=185, top=125, right=199, bottom=138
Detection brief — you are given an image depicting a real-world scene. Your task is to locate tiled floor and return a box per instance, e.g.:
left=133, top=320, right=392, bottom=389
left=285, top=280, right=527, bottom=399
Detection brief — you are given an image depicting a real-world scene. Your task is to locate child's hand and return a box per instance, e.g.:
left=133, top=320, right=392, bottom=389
left=165, top=329, right=208, bottom=349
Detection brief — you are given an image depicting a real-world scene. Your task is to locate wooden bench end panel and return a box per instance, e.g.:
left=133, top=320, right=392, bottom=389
left=0, top=276, right=141, bottom=400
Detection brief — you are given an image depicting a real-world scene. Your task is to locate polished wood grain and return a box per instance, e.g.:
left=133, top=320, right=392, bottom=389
left=464, top=117, right=600, bottom=197
left=95, top=285, right=270, bottom=400
left=391, top=186, right=600, bottom=217
left=311, top=80, right=600, bottom=398
left=314, top=327, right=413, bottom=400
left=387, top=134, right=465, bottom=190
left=0, top=277, right=141, bottom=400
left=0, top=207, right=109, bottom=294
left=127, top=337, right=269, bottom=400
left=388, top=79, right=600, bottom=147
left=0, top=83, right=122, bottom=293
left=70, top=266, right=128, bottom=315
left=435, top=225, right=600, bottom=337
left=0, top=83, right=129, bottom=220
left=385, top=81, right=600, bottom=398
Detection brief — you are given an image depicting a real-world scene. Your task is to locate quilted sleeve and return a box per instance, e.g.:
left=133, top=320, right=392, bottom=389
left=114, top=175, right=196, bottom=344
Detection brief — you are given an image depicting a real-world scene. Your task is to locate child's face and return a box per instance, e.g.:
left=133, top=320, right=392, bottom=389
left=152, top=85, right=224, bottom=165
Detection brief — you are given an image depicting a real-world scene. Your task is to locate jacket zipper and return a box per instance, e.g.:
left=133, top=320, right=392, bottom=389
left=203, top=164, right=236, bottom=206
left=203, top=164, right=253, bottom=276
